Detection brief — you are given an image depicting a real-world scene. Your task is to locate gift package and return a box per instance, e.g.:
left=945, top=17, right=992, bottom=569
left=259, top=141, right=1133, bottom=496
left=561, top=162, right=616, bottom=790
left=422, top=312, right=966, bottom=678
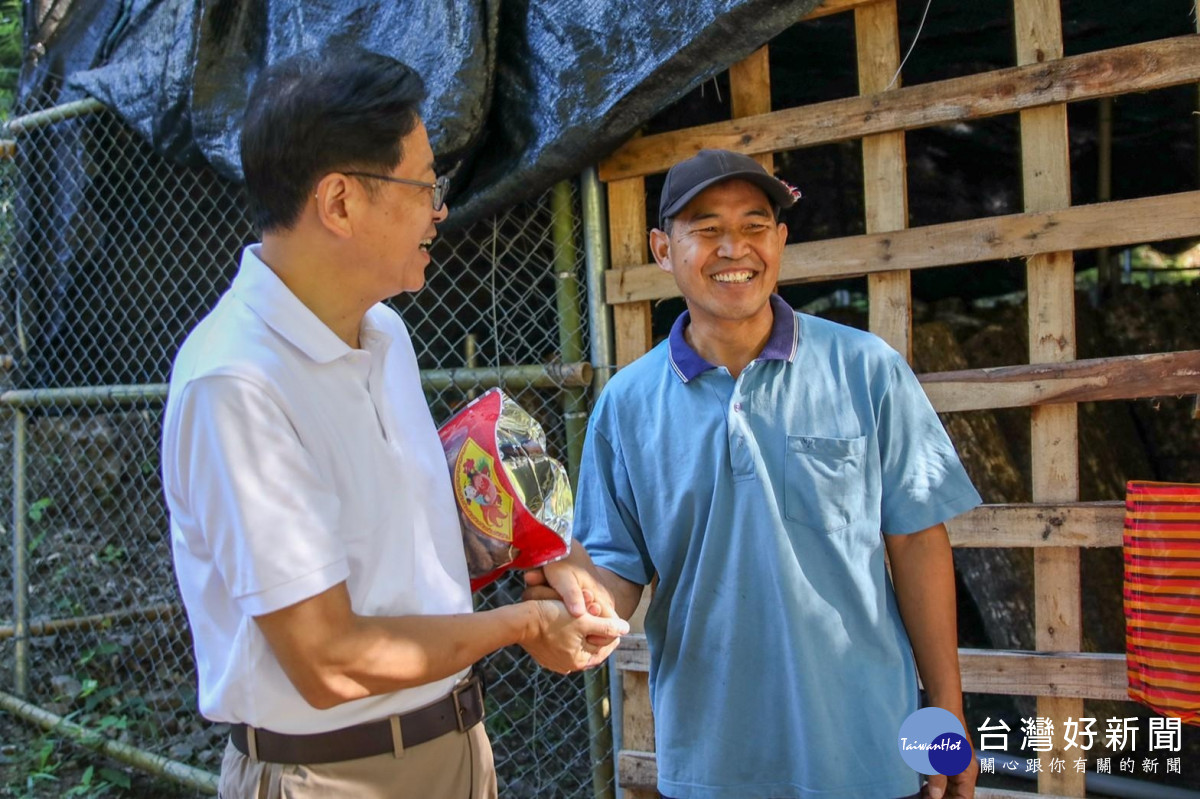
left=439, top=389, right=573, bottom=591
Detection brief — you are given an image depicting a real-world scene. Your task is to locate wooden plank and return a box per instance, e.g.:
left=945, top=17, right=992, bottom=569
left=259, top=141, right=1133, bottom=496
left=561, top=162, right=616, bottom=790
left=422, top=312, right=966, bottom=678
left=598, top=35, right=1200, bottom=181
left=621, top=670, right=656, bottom=799
left=613, top=304, right=653, bottom=367
left=857, top=1, right=912, bottom=360
left=622, top=670, right=655, bottom=751
left=729, top=46, right=774, bottom=173
left=617, top=637, right=1126, bottom=700
left=605, top=189, right=1200, bottom=304
left=947, top=502, right=1122, bottom=548
left=615, top=636, right=651, bottom=672
left=619, top=750, right=659, bottom=792
left=959, top=650, right=1125, bottom=700
left=803, top=0, right=882, bottom=21
left=608, top=177, right=649, bottom=268
left=606, top=177, right=654, bottom=366
left=1016, top=0, right=1083, bottom=793
left=622, top=749, right=1088, bottom=798
left=598, top=503, right=1124, bottom=562
left=919, top=350, right=1200, bottom=412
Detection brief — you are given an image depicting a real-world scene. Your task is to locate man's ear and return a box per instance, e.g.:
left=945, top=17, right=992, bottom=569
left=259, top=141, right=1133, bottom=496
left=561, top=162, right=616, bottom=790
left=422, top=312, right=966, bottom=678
left=312, top=173, right=356, bottom=239
left=649, top=228, right=672, bottom=273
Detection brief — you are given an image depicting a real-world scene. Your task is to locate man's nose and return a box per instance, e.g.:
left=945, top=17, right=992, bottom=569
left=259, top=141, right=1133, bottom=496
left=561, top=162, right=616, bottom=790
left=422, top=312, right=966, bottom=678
left=716, top=230, right=751, bottom=259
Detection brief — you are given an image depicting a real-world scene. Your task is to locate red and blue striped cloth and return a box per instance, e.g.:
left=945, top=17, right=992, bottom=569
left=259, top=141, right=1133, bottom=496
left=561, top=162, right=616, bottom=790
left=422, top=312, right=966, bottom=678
left=1124, top=480, right=1200, bottom=725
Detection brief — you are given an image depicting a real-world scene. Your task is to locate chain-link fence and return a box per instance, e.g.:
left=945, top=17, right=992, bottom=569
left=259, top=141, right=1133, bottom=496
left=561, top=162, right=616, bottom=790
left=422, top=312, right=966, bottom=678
left=0, top=89, right=613, bottom=798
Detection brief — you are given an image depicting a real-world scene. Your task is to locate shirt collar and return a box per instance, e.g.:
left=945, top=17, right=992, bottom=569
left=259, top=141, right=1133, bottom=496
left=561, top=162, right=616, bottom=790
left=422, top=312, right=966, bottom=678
left=230, top=244, right=357, bottom=364
left=667, top=294, right=799, bottom=383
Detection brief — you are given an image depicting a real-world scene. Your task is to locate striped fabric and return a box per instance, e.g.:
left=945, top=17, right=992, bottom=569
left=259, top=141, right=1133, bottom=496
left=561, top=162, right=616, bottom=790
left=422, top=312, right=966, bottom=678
left=1124, top=480, right=1200, bottom=725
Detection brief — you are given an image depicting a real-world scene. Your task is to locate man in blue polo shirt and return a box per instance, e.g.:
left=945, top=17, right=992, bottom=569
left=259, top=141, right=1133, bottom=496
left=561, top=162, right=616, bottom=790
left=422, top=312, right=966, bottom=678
left=528, top=150, right=981, bottom=798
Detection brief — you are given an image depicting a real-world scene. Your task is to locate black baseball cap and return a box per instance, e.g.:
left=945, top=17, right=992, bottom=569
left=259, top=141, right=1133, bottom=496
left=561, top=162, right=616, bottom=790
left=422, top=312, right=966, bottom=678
left=658, top=149, right=801, bottom=229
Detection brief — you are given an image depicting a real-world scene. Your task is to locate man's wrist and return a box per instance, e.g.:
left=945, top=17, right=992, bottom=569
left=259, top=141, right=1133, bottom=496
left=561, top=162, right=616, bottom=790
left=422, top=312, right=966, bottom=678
left=512, top=601, right=543, bottom=646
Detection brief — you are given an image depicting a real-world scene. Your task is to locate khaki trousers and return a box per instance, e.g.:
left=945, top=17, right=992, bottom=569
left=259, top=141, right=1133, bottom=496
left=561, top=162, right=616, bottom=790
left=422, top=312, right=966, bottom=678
left=217, top=723, right=496, bottom=799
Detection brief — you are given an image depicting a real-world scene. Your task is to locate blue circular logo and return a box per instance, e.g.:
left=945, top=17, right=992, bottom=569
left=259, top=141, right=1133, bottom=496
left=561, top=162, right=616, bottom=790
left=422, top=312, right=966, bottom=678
left=897, top=707, right=972, bottom=776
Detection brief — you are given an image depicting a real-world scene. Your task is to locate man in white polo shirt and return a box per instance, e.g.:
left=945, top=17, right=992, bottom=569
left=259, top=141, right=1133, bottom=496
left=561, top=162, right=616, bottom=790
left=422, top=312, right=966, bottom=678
left=160, top=49, right=628, bottom=798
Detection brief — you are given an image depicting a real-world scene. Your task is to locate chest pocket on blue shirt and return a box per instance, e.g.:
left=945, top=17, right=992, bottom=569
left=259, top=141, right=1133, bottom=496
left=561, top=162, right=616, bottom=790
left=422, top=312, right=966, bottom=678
left=784, top=435, right=867, bottom=532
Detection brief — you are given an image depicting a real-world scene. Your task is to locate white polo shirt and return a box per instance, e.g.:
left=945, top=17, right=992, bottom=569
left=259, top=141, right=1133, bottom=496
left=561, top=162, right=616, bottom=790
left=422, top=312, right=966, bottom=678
left=161, top=245, right=472, bottom=734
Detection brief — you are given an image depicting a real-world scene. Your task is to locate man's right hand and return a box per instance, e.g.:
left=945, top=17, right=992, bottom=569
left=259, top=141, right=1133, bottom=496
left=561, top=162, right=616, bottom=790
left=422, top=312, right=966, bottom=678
left=519, top=600, right=629, bottom=674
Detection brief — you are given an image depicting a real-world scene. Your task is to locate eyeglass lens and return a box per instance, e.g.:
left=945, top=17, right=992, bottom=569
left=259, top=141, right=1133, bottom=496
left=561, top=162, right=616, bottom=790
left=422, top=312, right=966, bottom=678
left=433, top=176, right=449, bottom=211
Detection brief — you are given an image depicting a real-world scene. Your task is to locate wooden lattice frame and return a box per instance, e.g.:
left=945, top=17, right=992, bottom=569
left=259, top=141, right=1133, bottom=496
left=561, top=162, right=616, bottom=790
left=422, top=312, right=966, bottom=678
left=599, top=1, right=1200, bottom=797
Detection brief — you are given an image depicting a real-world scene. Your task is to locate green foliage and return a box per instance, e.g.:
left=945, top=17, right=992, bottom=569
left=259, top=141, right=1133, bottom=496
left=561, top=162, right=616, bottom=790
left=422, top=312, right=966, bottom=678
left=60, top=762, right=131, bottom=797
left=98, top=544, right=125, bottom=564
left=27, top=496, right=52, bottom=522
left=0, top=0, right=19, bottom=119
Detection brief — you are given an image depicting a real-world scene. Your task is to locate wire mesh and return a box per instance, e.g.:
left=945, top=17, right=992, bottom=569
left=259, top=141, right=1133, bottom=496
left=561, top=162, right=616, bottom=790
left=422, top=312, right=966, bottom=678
left=0, top=93, right=609, bottom=798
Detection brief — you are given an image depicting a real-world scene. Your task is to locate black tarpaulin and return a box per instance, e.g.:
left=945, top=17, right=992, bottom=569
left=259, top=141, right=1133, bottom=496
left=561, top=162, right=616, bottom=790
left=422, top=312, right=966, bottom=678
left=54, top=0, right=820, bottom=222
left=11, top=0, right=817, bottom=388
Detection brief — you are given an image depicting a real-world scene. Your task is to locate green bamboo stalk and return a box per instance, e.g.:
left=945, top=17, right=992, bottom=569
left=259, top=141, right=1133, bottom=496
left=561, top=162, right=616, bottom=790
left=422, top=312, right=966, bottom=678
left=551, top=181, right=588, bottom=487
left=551, top=180, right=615, bottom=799
left=580, top=166, right=614, bottom=393
left=5, top=98, right=106, bottom=137
left=0, top=363, right=593, bottom=409
left=0, top=689, right=218, bottom=795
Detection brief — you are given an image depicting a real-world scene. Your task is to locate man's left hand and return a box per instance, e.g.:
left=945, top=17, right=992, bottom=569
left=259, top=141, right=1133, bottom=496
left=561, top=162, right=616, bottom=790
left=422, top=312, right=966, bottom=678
left=922, top=755, right=977, bottom=799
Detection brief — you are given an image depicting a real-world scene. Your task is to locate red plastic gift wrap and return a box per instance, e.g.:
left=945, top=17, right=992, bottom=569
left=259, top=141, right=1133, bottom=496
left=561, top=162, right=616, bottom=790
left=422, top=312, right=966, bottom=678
left=438, top=388, right=573, bottom=591
left=1124, top=480, right=1200, bottom=725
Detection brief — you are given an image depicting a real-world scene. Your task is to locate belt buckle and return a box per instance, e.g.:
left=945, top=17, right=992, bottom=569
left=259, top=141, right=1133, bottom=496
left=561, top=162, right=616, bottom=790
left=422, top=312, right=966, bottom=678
left=451, top=676, right=478, bottom=733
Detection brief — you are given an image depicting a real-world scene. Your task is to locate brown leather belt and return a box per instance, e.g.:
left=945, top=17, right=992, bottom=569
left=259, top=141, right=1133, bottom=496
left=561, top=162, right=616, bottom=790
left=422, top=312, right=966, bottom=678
left=230, top=670, right=485, bottom=764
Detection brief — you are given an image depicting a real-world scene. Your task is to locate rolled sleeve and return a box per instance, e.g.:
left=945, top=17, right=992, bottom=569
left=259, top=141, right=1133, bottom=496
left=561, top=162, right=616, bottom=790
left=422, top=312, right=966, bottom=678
left=877, top=356, right=981, bottom=535
left=173, top=375, right=350, bottom=615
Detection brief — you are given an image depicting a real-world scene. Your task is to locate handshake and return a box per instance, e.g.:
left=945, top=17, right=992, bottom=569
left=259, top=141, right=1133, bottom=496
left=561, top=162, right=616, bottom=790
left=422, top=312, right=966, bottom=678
left=516, top=551, right=627, bottom=675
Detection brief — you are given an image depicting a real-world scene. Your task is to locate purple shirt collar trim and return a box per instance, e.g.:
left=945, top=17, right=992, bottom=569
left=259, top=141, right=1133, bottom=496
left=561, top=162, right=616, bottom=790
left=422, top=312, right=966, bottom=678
left=667, top=294, right=798, bottom=383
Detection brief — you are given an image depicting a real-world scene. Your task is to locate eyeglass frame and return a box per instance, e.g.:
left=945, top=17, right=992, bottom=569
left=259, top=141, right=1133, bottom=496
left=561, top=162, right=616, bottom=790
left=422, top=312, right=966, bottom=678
left=344, top=171, right=450, bottom=211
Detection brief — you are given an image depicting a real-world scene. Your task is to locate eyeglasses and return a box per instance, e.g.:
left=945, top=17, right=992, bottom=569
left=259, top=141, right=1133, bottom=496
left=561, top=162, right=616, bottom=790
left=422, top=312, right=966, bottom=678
left=345, top=172, right=450, bottom=211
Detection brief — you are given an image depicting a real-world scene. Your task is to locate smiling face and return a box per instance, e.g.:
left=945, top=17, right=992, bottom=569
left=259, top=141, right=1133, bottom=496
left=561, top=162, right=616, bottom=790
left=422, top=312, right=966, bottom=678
left=650, top=178, right=788, bottom=337
left=357, top=120, right=448, bottom=296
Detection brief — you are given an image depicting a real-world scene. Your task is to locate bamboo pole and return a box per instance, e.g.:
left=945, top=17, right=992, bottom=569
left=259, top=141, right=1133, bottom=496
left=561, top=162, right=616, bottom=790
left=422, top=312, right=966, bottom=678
left=465, top=333, right=479, bottom=400
left=0, top=689, right=218, bottom=795
left=551, top=180, right=615, bottom=799
left=581, top=166, right=615, bottom=393
left=550, top=181, right=589, bottom=488
left=12, top=408, right=28, bottom=697
left=4, top=97, right=105, bottom=137
left=0, top=603, right=181, bottom=641
left=0, top=364, right=594, bottom=409
left=581, top=164, right=621, bottom=799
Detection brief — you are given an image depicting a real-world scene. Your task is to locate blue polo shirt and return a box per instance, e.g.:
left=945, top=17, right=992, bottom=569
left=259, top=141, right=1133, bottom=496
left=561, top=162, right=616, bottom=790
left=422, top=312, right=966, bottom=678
left=575, top=295, right=980, bottom=799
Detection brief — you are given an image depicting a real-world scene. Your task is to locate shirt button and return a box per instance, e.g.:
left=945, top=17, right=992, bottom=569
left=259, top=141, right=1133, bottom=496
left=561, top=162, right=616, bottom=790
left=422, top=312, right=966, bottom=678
left=734, top=402, right=742, bottom=412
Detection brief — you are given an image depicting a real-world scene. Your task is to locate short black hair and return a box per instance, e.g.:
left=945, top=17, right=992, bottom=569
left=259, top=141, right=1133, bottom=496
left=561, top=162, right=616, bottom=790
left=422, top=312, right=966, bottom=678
left=240, top=48, right=427, bottom=232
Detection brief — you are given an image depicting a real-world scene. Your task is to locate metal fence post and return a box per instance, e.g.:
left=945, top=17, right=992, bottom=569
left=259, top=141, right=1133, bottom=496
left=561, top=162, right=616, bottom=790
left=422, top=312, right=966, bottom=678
left=581, top=166, right=614, bottom=394
left=551, top=180, right=588, bottom=486
left=576, top=169, right=621, bottom=799
left=11, top=407, right=27, bottom=697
